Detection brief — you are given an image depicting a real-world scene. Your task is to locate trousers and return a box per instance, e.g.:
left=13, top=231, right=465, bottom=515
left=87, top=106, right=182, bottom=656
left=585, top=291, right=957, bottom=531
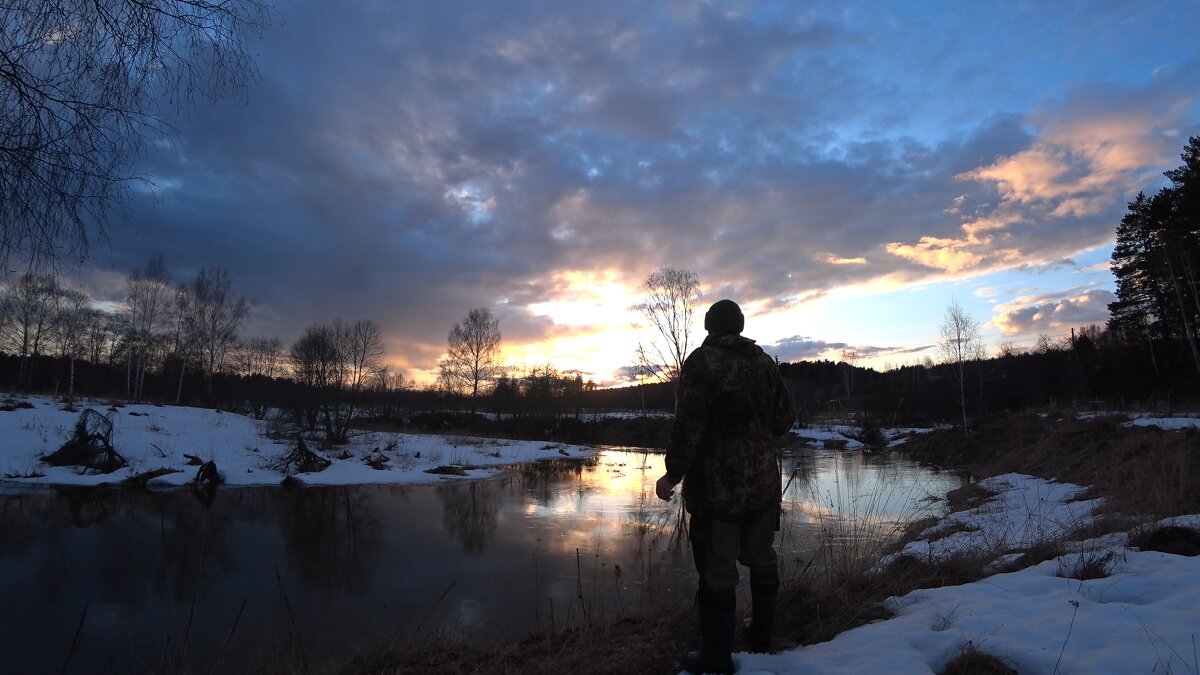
left=689, top=503, right=779, bottom=608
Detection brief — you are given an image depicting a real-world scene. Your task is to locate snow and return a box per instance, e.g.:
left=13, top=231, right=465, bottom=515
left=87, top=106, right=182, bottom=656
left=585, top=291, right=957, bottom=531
left=1076, top=411, right=1200, bottom=430
left=731, top=477, right=1200, bottom=675
left=794, top=425, right=941, bottom=450
left=1123, top=415, right=1200, bottom=430
left=446, top=409, right=673, bottom=422
left=738, top=538, right=1200, bottom=674
left=792, top=426, right=864, bottom=449
left=578, top=409, right=675, bottom=420
left=879, top=474, right=1104, bottom=567
left=0, top=396, right=596, bottom=489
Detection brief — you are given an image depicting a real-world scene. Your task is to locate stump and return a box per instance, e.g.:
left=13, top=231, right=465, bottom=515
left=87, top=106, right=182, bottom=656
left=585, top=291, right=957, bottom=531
left=192, top=460, right=221, bottom=508
left=42, top=408, right=126, bottom=474
left=267, top=438, right=331, bottom=475
left=364, top=450, right=389, bottom=470
left=193, top=460, right=222, bottom=487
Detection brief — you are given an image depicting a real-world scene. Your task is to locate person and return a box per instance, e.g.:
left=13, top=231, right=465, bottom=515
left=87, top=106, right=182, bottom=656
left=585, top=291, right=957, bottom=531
left=656, top=299, right=796, bottom=674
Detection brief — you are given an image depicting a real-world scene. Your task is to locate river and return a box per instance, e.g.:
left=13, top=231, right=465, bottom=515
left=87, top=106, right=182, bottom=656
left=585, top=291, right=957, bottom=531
left=0, top=446, right=961, bottom=672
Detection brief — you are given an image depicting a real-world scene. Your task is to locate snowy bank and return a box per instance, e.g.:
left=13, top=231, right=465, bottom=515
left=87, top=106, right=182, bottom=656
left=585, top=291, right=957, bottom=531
left=734, top=474, right=1199, bottom=675
left=880, top=474, right=1104, bottom=567
left=793, top=425, right=940, bottom=450
left=0, top=397, right=596, bottom=490
left=1123, top=414, right=1200, bottom=431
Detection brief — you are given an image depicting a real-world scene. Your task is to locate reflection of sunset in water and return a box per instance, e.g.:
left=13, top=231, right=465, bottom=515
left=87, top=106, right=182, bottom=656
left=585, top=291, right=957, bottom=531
left=0, top=446, right=963, bottom=671
left=520, top=452, right=674, bottom=556
left=511, top=448, right=962, bottom=572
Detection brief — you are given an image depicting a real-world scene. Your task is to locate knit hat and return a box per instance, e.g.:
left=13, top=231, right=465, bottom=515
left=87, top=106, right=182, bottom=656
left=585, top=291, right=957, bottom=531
left=704, top=299, right=744, bottom=335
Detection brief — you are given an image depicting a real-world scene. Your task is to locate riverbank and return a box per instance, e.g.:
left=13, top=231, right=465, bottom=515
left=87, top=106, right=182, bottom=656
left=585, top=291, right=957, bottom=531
left=0, top=396, right=597, bottom=489
left=345, top=411, right=1200, bottom=674
left=5, top=398, right=1197, bottom=673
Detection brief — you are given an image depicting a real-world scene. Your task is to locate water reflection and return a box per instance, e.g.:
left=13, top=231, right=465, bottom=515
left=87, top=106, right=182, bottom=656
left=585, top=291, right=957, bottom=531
left=279, top=486, right=382, bottom=593
left=0, top=447, right=961, bottom=673
left=437, top=481, right=499, bottom=553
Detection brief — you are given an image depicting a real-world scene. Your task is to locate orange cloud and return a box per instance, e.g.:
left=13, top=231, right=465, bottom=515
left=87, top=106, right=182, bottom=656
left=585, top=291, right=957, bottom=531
left=885, top=237, right=983, bottom=273
left=959, top=106, right=1181, bottom=217
left=816, top=252, right=867, bottom=265
left=887, top=95, right=1188, bottom=277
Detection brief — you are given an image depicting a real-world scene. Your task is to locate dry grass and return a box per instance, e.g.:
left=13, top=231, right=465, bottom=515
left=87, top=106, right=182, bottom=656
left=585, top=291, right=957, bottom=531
left=944, top=482, right=995, bottom=513
left=338, top=608, right=696, bottom=675
left=1130, top=525, right=1200, bottom=557
left=993, top=538, right=1065, bottom=573
left=905, top=411, right=1200, bottom=528
left=939, top=644, right=1016, bottom=675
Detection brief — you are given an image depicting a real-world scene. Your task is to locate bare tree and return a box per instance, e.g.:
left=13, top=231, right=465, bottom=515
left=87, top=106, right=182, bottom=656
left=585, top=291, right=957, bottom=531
left=289, top=318, right=384, bottom=442
left=122, top=256, right=171, bottom=400
left=371, top=365, right=406, bottom=420
left=0, top=271, right=62, bottom=388
left=291, top=323, right=340, bottom=386
left=839, top=348, right=859, bottom=398
left=631, top=341, right=665, bottom=412
left=0, top=0, right=270, bottom=269
left=240, top=336, right=284, bottom=378
left=83, top=307, right=119, bottom=366
left=442, top=308, right=502, bottom=412
left=170, top=283, right=193, bottom=403
left=53, top=285, right=91, bottom=400
left=343, top=319, right=385, bottom=395
left=186, top=267, right=249, bottom=400
left=634, top=267, right=701, bottom=383
left=938, top=300, right=983, bottom=432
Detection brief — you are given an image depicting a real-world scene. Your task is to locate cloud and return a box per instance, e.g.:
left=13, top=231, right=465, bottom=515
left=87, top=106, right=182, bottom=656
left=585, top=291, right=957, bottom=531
left=763, top=335, right=932, bottom=364
left=960, top=92, right=1185, bottom=218
left=817, top=253, right=867, bottom=265
left=884, top=72, right=1198, bottom=279
left=992, top=288, right=1116, bottom=336
left=65, top=1, right=1197, bottom=381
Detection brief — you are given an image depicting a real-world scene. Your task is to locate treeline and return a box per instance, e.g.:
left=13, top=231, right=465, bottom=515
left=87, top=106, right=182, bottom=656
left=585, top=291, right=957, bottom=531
left=0, top=257, right=255, bottom=404
left=779, top=324, right=1199, bottom=427
left=780, top=137, right=1200, bottom=426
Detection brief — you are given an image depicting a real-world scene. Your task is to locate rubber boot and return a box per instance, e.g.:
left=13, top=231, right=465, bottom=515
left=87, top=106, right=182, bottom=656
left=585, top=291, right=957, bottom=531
left=746, top=582, right=778, bottom=653
left=682, top=603, right=736, bottom=674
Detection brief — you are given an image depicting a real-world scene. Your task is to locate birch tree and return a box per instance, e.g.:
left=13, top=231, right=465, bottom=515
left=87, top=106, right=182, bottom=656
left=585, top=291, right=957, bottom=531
left=939, top=300, right=983, bottom=433
left=634, top=267, right=701, bottom=383
left=186, top=267, right=249, bottom=400
left=123, top=257, right=171, bottom=400
left=54, top=286, right=91, bottom=400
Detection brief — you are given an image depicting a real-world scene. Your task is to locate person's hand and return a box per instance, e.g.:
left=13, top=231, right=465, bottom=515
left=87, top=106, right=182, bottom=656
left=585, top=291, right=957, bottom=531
left=655, top=474, right=677, bottom=502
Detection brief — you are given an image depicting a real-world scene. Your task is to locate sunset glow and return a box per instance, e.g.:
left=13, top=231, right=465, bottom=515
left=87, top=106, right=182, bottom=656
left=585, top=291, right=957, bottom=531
left=52, top=1, right=1197, bottom=385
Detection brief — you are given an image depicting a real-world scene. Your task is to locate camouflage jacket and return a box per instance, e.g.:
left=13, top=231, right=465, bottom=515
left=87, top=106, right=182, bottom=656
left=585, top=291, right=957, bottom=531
left=666, top=334, right=796, bottom=515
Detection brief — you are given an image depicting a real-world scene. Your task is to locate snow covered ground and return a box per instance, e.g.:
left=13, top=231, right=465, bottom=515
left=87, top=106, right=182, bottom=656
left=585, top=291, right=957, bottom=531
left=793, top=426, right=865, bottom=449
left=879, top=474, right=1104, bottom=567
left=1123, top=414, right=1200, bottom=430
left=0, top=396, right=596, bottom=489
left=735, top=474, right=1200, bottom=675
left=793, top=424, right=940, bottom=450
left=1076, top=411, right=1200, bottom=430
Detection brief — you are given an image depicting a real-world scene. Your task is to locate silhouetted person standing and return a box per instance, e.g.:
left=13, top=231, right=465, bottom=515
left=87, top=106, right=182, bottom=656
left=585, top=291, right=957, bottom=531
left=656, top=299, right=795, bottom=674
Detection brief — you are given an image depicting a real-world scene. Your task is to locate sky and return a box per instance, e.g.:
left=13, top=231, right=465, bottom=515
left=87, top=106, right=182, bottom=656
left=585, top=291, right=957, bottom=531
left=70, top=0, right=1200, bottom=386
